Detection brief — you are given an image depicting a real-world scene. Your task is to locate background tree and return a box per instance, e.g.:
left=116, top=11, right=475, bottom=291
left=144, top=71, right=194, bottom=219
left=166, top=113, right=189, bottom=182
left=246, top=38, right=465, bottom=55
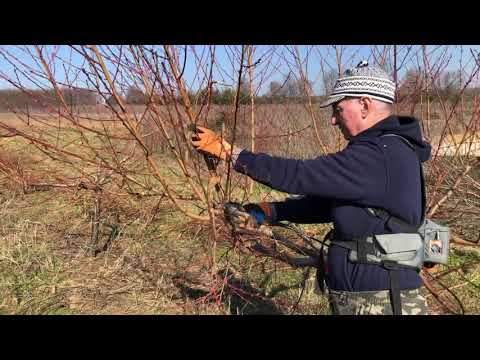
left=125, top=86, right=147, bottom=104
left=322, top=70, right=338, bottom=96
left=436, top=70, right=462, bottom=100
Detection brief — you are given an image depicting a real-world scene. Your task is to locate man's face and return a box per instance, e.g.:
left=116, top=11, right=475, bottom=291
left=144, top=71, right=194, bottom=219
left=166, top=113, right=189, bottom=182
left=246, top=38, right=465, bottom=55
left=330, top=98, right=364, bottom=140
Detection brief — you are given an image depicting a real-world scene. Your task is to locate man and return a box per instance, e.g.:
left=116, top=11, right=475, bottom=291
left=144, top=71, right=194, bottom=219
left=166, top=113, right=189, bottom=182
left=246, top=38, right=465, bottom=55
left=191, top=61, right=430, bottom=315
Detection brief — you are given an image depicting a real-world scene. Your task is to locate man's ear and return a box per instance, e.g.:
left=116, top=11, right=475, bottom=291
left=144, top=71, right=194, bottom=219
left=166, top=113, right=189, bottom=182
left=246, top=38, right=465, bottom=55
left=359, top=97, right=371, bottom=117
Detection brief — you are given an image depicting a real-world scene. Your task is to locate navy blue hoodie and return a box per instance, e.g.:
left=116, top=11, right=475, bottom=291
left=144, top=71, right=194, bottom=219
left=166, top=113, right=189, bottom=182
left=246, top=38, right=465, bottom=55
left=233, top=115, right=431, bottom=292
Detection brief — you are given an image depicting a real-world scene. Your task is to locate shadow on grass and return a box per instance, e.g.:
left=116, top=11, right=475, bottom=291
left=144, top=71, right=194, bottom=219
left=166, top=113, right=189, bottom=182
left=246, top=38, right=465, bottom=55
left=174, top=270, right=284, bottom=315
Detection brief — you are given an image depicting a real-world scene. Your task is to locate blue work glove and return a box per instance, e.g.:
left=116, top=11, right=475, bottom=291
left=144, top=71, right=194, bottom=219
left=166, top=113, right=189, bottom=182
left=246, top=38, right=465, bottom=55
left=243, top=203, right=272, bottom=226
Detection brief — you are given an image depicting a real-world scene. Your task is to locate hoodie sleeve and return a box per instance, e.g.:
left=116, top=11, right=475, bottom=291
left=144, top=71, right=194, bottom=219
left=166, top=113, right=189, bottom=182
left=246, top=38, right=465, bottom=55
left=233, top=141, right=387, bottom=202
left=270, top=196, right=333, bottom=224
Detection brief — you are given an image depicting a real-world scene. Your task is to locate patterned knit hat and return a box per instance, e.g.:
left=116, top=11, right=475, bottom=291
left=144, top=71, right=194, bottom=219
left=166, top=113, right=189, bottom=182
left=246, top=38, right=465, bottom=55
left=320, top=60, right=396, bottom=108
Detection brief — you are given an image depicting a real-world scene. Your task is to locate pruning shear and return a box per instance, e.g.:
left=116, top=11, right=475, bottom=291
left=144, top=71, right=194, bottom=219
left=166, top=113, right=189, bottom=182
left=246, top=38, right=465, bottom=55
left=223, top=202, right=323, bottom=270
left=224, top=202, right=265, bottom=233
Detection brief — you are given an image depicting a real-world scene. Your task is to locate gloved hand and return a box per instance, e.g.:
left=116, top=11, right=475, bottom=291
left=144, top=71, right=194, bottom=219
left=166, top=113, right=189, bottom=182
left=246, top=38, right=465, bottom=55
left=224, top=202, right=256, bottom=229
left=243, top=203, right=273, bottom=226
left=190, top=126, right=232, bottom=161
left=224, top=202, right=272, bottom=229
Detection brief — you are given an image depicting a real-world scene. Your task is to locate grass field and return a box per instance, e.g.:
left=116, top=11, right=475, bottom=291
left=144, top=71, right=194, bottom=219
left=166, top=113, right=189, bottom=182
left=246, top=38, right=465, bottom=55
left=0, top=108, right=479, bottom=315
left=0, top=124, right=332, bottom=314
left=0, top=178, right=333, bottom=315
left=1, top=168, right=478, bottom=315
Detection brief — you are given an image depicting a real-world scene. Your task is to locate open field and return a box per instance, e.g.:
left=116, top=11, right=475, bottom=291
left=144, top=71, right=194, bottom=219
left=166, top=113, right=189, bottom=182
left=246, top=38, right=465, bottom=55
left=2, top=102, right=479, bottom=156
left=0, top=108, right=479, bottom=315
left=0, top=159, right=478, bottom=315
left=0, top=160, right=332, bottom=315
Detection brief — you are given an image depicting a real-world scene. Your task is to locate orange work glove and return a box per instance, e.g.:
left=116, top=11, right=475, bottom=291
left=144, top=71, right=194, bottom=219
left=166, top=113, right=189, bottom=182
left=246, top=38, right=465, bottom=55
left=191, top=126, right=232, bottom=161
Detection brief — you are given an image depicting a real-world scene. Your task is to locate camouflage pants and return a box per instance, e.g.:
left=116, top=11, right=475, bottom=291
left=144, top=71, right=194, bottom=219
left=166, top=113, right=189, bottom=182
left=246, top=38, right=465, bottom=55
left=328, top=288, right=429, bottom=315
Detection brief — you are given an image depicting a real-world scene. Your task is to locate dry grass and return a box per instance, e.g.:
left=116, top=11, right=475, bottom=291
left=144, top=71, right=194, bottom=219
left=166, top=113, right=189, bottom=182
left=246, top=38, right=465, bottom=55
left=0, top=108, right=479, bottom=315
left=0, top=162, right=331, bottom=315
left=1, top=175, right=476, bottom=315
left=0, top=111, right=128, bottom=135
left=0, top=187, right=222, bottom=314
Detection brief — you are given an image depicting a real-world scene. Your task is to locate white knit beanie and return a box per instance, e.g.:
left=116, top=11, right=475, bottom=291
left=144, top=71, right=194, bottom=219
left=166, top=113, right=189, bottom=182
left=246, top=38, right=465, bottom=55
left=320, top=60, right=396, bottom=108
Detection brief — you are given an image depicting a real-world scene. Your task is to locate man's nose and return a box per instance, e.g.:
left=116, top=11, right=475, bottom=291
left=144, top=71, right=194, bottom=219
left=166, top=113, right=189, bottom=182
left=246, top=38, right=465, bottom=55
left=331, top=116, right=337, bottom=125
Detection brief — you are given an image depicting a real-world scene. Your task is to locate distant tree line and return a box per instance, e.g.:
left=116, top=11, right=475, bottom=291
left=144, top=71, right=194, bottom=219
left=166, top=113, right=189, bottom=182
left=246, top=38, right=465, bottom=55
left=184, top=78, right=322, bottom=105
left=396, top=69, right=476, bottom=103
left=0, top=79, right=322, bottom=111
left=1, top=72, right=479, bottom=112
left=0, top=87, right=101, bottom=111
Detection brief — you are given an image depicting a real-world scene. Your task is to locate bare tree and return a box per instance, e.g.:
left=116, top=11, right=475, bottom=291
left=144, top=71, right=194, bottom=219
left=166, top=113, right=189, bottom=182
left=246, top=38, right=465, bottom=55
left=0, top=45, right=478, bottom=313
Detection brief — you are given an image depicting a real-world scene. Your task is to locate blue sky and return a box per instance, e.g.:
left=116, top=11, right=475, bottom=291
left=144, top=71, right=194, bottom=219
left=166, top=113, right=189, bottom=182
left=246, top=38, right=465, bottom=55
left=0, top=45, right=479, bottom=96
